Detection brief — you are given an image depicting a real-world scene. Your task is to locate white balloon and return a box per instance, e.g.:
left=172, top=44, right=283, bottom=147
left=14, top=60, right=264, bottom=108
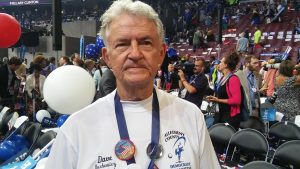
left=13, top=116, right=28, bottom=128
left=36, top=110, right=51, bottom=123
left=43, top=65, right=95, bottom=115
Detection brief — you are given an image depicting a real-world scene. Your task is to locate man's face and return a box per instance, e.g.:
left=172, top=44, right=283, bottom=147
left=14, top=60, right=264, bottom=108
left=11, top=64, right=20, bottom=71
left=168, top=64, right=174, bottom=72
left=193, top=60, right=204, bottom=74
left=247, top=57, right=260, bottom=71
left=59, top=58, right=65, bottom=66
left=102, top=13, right=166, bottom=88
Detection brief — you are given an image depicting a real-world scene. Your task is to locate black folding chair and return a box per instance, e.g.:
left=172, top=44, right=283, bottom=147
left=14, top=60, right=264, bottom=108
left=209, top=123, right=236, bottom=155
left=269, top=121, right=300, bottom=148
left=271, top=140, right=300, bottom=168
left=243, top=161, right=278, bottom=169
left=225, top=128, right=269, bottom=165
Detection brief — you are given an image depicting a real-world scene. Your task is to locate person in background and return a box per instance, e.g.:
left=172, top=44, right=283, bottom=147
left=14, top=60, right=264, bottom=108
left=253, top=26, right=262, bottom=48
left=46, top=1, right=220, bottom=168
left=179, top=57, right=208, bottom=108
left=0, top=57, right=22, bottom=108
left=155, top=64, right=163, bottom=89
left=236, top=55, right=261, bottom=117
left=25, top=64, right=46, bottom=118
left=163, top=63, right=180, bottom=91
left=207, top=52, right=242, bottom=130
left=93, top=60, right=107, bottom=93
left=15, top=62, right=27, bottom=81
left=72, top=57, right=84, bottom=68
left=210, top=60, right=222, bottom=91
left=84, top=59, right=96, bottom=76
left=192, top=27, right=201, bottom=52
left=236, top=32, right=249, bottom=54
left=274, top=60, right=300, bottom=121
left=47, top=56, right=57, bottom=74
left=59, top=56, right=71, bottom=66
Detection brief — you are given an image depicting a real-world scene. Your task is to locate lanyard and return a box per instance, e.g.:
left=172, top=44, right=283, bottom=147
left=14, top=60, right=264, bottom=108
left=189, top=74, right=200, bottom=84
left=216, top=73, right=233, bottom=91
left=247, top=72, right=256, bottom=88
left=114, top=88, right=160, bottom=167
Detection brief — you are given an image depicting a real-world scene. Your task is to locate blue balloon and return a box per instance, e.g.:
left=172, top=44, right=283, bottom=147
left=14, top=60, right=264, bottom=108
left=0, top=141, right=17, bottom=160
left=96, top=36, right=105, bottom=50
left=167, top=47, right=178, bottom=58
left=9, top=135, right=30, bottom=151
left=56, top=115, right=69, bottom=127
left=85, top=43, right=99, bottom=59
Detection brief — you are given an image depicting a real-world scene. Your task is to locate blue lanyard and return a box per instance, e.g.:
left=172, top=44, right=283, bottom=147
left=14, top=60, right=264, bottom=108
left=216, top=73, right=233, bottom=91
left=114, top=88, right=160, bottom=167
left=247, top=72, right=256, bottom=88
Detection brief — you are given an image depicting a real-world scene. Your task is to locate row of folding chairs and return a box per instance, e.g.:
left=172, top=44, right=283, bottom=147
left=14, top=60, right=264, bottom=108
left=209, top=122, right=300, bottom=168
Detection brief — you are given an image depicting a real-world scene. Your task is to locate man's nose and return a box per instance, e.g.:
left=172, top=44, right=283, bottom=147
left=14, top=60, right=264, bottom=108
left=128, top=41, right=143, bottom=60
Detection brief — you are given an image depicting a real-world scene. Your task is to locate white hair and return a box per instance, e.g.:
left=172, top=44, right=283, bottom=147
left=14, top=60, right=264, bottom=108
left=99, top=0, right=165, bottom=44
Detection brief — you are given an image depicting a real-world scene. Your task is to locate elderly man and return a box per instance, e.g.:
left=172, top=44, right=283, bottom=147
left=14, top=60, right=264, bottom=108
left=45, top=1, right=220, bottom=168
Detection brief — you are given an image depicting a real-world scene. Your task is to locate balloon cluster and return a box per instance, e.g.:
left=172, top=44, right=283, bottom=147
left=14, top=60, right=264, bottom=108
left=85, top=36, right=105, bottom=59
left=0, top=135, right=29, bottom=160
left=0, top=13, right=21, bottom=48
left=95, top=36, right=105, bottom=50
left=36, top=110, right=69, bottom=127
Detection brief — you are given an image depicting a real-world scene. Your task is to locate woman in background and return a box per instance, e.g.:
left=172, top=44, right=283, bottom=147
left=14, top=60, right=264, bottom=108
left=274, top=60, right=300, bottom=121
left=207, top=52, right=242, bottom=129
left=25, top=64, right=46, bottom=118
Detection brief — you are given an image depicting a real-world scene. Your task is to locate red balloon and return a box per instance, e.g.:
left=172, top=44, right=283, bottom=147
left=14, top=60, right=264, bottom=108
left=0, top=13, right=21, bottom=48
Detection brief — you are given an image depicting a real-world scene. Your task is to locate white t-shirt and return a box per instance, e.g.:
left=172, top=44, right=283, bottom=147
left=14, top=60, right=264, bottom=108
left=45, top=89, right=220, bottom=169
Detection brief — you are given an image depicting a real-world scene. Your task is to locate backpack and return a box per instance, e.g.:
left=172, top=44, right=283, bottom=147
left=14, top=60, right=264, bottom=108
left=226, top=75, right=250, bottom=121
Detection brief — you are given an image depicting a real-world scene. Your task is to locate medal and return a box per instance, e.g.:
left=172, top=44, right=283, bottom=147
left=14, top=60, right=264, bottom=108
left=146, top=143, right=164, bottom=160
left=115, top=139, right=136, bottom=161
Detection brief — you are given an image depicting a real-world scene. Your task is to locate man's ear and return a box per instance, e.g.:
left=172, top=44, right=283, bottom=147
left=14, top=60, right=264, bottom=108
left=158, top=43, right=167, bottom=64
left=102, top=47, right=111, bottom=68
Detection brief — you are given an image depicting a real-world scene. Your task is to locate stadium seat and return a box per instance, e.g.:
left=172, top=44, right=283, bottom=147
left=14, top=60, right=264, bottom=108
left=239, top=116, right=265, bottom=134
left=269, top=121, right=300, bottom=146
left=21, top=122, right=42, bottom=159
left=271, top=140, right=300, bottom=168
left=243, top=161, right=278, bottom=169
left=35, top=130, right=57, bottom=150
left=208, top=123, right=236, bottom=155
left=225, top=128, right=269, bottom=164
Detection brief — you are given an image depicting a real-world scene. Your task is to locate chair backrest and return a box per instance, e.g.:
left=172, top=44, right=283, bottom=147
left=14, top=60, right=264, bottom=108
left=0, top=112, right=13, bottom=135
left=272, top=140, right=300, bottom=168
left=269, top=121, right=300, bottom=141
left=35, top=130, right=57, bottom=149
left=209, top=123, right=236, bottom=146
left=22, top=122, right=42, bottom=146
left=240, top=116, right=265, bottom=133
left=243, top=161, right=278, bottom=169
left=226, top=128, right=269, bottom=161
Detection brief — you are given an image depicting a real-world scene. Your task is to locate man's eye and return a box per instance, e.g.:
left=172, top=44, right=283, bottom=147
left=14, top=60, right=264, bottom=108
left=116, top=43, right=126, bottom=48
left=141, top=41, right=152, bottom=45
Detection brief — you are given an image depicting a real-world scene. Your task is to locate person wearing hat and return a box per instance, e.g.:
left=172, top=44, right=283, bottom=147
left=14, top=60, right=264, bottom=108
left=210, top=60, right=222, bottom=91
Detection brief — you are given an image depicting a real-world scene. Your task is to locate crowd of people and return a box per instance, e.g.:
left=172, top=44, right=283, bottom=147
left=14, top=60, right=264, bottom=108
left=0, top=53, right=110, bottom=119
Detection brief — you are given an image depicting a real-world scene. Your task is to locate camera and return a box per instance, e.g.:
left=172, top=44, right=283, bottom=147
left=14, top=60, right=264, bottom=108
left=263, top=63, right=280, bottom=71
left=173, top=62, right=195, bottom=76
